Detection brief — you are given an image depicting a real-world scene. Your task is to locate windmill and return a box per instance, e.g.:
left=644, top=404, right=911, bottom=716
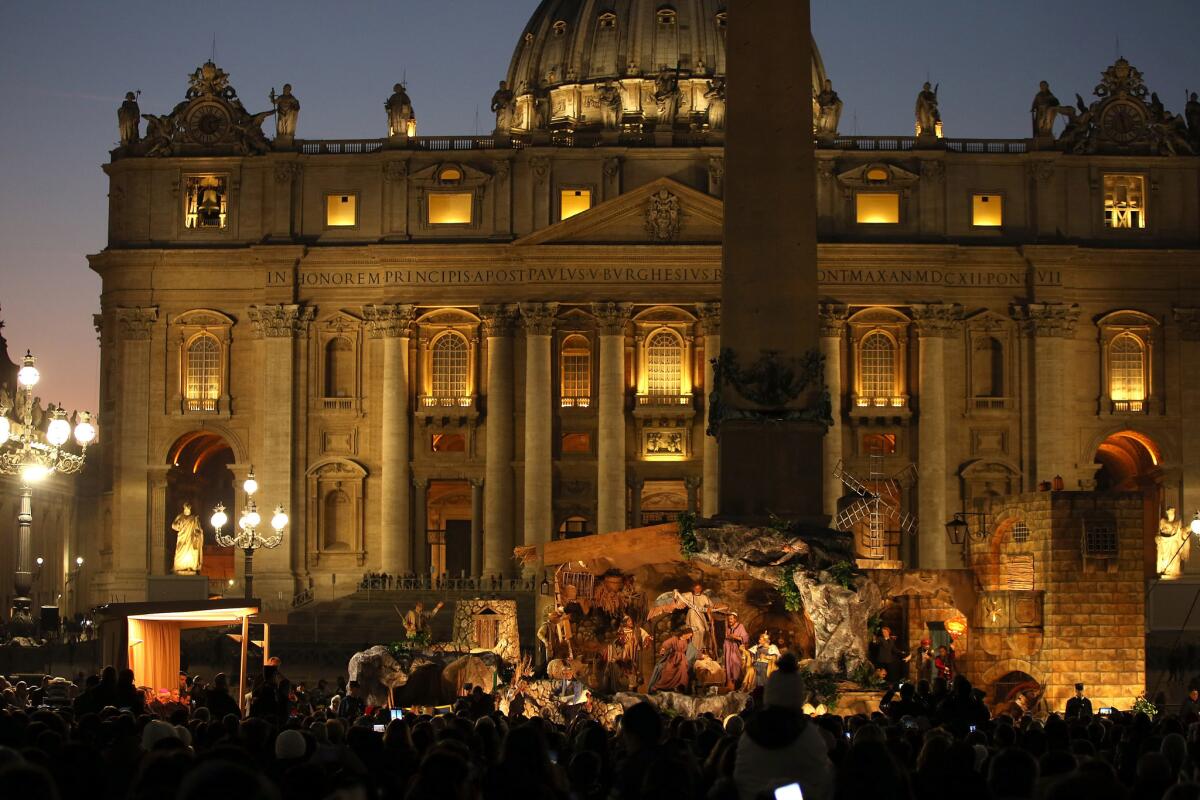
left=833, top=456, right=918, bottom=560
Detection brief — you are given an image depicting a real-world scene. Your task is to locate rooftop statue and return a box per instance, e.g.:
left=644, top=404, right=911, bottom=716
left=598, top=81, right=622, bottom=131
left=653, top=68, right=680, bottom=127
left=269, top=84, right=300, bottom=141
left=915, top=81, right=941, bottom=137
left=704, top=78, right=727, bottom=133
left=118, top=91, right=141, bottom=147
left=491, top=81, right=515, bottom=133
left=1057, top=58, right=1192, bottom=156
left=386, top=83, right=415, bottom=138
left=815, top=78, right=842, bottom=140
left=1031, top=81, right=1061, bottom=138
left=1188, top=92, right=1200, bottom=143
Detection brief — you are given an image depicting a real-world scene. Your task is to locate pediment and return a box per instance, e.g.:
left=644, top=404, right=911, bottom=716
left=836, top=163, right=921, bottom=189
left=965, top=310, right=1014, bottom=332
left=515, top=177, right=723, bottom=246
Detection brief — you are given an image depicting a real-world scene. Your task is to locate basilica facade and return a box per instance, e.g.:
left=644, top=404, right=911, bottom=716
left=88, top=0, right=1200, bottom=612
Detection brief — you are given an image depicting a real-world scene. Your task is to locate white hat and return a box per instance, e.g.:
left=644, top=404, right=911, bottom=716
left=275, top=729, right=308, bottom=761
left=764, top=669, right=806, bottom=714
left=141, top=719, right=179, bottom=750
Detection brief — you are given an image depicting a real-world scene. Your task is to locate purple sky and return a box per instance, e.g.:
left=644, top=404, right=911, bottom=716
left=1, top=0, right=1197, bottom=414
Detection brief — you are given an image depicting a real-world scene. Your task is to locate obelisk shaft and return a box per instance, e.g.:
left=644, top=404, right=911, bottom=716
left=718, top=0, right=825, bottom=522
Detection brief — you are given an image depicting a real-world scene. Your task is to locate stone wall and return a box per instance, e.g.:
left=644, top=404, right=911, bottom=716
left=448, top=599, right=520, bottom=664
left=972, top=491, right=1145, bottom=712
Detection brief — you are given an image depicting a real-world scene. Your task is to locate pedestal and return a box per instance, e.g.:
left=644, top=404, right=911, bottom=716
left=148, top=575, right=210, bottom=603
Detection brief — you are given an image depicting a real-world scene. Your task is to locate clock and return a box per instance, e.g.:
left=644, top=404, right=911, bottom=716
left=185, top=101, right=232, bottom=145
left=1099, top=100, right=1146, bottom=144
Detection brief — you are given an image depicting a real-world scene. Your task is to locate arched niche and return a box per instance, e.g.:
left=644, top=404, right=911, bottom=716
left=306, top=459, right=368, bottom=565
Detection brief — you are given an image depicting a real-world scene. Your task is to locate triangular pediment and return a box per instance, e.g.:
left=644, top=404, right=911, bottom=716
left=515, top=177, right=723, bottom=246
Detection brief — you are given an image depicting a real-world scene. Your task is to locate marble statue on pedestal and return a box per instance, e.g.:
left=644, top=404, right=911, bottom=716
left=171, top=503, right=204, bottom=575
left=385, top=83, right=415, bottom=138
left=269, top=84, right=300, bottom=140
left=118, top=91, right=141, bottom=146
left=653, top=68, right=680, bottom=126
left=915, top=82, right=941, bottom=137
left=598, top=81, right=622, bottom=130
left=1031, top=81, right=1061, bottom=138
left=704, top=79, right=727, bottom=132
left=815, top=78, right=842, bottom=139
left=491, top=81, right=515, bottom=133
left=1157, top=507, right=1189, bottom=578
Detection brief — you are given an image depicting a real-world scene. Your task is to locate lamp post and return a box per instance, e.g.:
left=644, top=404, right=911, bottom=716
left=0, top=351, right=96, bottom=634
left=944, top=511, right=991, bottom=561
left=210, top=468, right=287, bottom=601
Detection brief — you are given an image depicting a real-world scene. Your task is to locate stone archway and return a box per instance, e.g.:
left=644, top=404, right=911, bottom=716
left=1092, top=429, right=1164, bottom=575
left=164, top=431, right=237, bottom=581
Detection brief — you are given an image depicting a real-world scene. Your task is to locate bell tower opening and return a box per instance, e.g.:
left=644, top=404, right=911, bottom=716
left=165, top=431, right=236, bottom=583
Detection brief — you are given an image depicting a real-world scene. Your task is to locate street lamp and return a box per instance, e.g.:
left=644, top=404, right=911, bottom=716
left=945, top=512, right=991, bottom=560
left=1191, top=512, right=1200, bottom=538
left=211, top=468, right=287, bottom=600
left=0, top=351, right=96, bottom=634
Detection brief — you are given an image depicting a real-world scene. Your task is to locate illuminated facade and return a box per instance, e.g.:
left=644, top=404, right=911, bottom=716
left=89, top=0, right=1200, bottom=617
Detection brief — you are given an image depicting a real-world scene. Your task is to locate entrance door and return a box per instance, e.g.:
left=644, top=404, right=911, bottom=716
left=445, top=519, right=472, bottom=578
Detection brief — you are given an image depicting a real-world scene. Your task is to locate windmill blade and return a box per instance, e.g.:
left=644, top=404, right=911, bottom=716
left=834, top=460, right=872, bottom=498
left=835, top=500, right=871, bottom=530
left=890, top=463, right=918, bottom=487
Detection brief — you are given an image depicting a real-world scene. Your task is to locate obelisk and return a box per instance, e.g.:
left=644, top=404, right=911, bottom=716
left=718, top=0, right=825, bottom=522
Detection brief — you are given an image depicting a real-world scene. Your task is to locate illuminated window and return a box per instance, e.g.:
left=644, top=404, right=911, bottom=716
left=439, top=167, right=463, bottom=183
left=972, top=194, right=1003, bottom=227
left=647, top=331, right=683, bottom=396
left=860, top=332, right=897, bottom=401
left=657, top=7, right=677, bottom=25
left=561, top=433, right=591, bottom=453
left=1109, top=333, right=1146, bottom=410
left=1104, top=174, right=1146, bottom=229
left=325, top=337, right=355, bottom=398
left=325, top=194, right=358, bottom=227
left=432, top=433, right=466, bottom=453
left=432, top=334, right=470, bottom=399
left=184, top=334, right=221, bottom=412
left=856, top=192, right=900, bottom=224
left=598, top=12, right=617, bottom=29
left=559, top=515, right=592, bottom=539
left=1012, top=522, right=1031, bottom=544
left=862, top=433, right=898, bottom=456
left=865, top=167, right=890, bottom=184
left=183, top=175, right=228, bottom=230
left=561, top=335, right=591, bottom=407
left=428, top=193, right=473, bottom=225
left=553, top=20, right=568, bottom=35
left=560, top=189, right=592, bottom=220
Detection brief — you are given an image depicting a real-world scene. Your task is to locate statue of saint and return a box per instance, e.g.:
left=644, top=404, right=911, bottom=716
left=915, top=81, right=941, bottom=137
left=1031, top=81, right=1061, bottom=138
left=815, top=78, right=843, bottom=139
left=171, top=503, right=204, bottom=575
left=385, top=83, right=415, bottom=138
left=598, top=81, right=622, bottom=130
left=269, top=84, right=300, bottom=140
left=704, top=79, right=727, bottom=132
left=1186, top=92, right=1200, bottom=141
left=118, top=91, right=141, bottom=146
left=654, top=68, right=680, bottom=127
left=491, top=81, right=515, bottom=133
left=1158, top=507, right=1189, bottom=578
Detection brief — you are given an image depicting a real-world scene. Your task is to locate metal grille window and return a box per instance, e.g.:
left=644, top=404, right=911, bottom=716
left=185, top=334, right=220, bottom=412
left=561, top=336, right=591, bottom=407
left=860, top=332, right=897, bottom=399
left=1104, top=174, right=1147, bottom=230
left=1083, top=519, right=1118, bottom=558
left=1109, top=333, right=1146, bottom=406
left=647, top=331, right=683, bottom=396
left=432, top=334, right=469, bottom=399
left=1012, top=522, right=1031, bottom=543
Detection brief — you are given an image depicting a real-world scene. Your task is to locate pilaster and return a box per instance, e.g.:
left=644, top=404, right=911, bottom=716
left=819, top=304, right=848, bottom=520
left=592, top=303, right=632, bottom=534
left=1013, top=302, right=1081, bottom=485
left=481, top=305, right=517, bottom=576
left=698, top=302, right=722, bottom=517
left=520, top=303, right=557, bottom=550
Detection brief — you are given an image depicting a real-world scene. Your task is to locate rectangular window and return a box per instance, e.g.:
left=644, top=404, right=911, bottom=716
left=562, top=432, right=591, bottom=453
left=1082, top=519, right=1118, bottom=558
left=561, top=348, right=591, bottom=407
left=428, top=192, right=474, bottom=225
left=1104, top=174, right=1146, bottom=230
left=431, top=433, right=466, bottom=453
left=325, top=194, right=358, bottom=227
left=862, top=433, right=898, bottom=456
left=183, top=175, right=228, bottom=230
left=560, top=189, right=592, bottom=220
left=855, top=192, right=900, bottom=224
left=972, top=194, right=1003, bottom=227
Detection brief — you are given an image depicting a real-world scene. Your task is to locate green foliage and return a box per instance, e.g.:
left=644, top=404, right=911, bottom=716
left=678, top=512, right=699, bottom=558
left=867, top=614, right=883, bottom=637
left=848, top=661, right=887, bottom=691
left=799, top=668, right=841, bottom=707
left=828, top=560, right=859, bottom=591
left=778, top=565, right=804, bottom=612
left=1133, top=694, right=1158, bottom=718
left=767, top=513, right=795, bottom=534
left=388, top=631, right=431, bottom=658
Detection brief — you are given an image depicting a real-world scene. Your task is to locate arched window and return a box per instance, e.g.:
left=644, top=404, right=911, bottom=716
left=646, top=330, right=683, bottom=396
left=432, top=334, right=470, bottom=401
left=561, top=335, right=591, bottom=408
left=860, top=332, right=897, bottom=402
left=559, top=515, right=591, bottom=539
left=973, top=336, right=1005, bottom=399
left=598, top=11, right=617, bottom=29
left=656, top=7, right=677, bottom=25
left=325, top=337, right=355, bottom=398
left=184, top=334, right=221, bottom=412
left=323, top=489, right=351, bottom=551
left=1109, top=333, right=1146, bottom=405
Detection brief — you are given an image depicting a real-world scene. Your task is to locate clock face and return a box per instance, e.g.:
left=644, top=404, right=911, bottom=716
left=1100, top=101, right=1145, bottom=144
left=186, top=102, right=232, bottom=145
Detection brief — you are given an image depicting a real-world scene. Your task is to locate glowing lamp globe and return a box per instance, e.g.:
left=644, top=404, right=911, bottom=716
left=1192, top=513, right=1200, bottom=537
left=210, top=505, right=229, bottom=531
left=17, top=353, right=40, bottom=388
left=75, top=556, right=84, bottom=567
left=241, top=509, right=261, bottom=530
left=74, top=414, right=96, bottom=446
left=243, top=473, right=259, bottom=496
left=46, top=414, right=71, bottom=447
left=271, top=506, right=289, bottom=532
left=21, top=464, right=51, bottom=484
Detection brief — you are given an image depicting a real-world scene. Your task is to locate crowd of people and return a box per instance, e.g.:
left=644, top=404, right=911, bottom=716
left=358, top=573, right=536, bottom=593
left=2, top=655, right=1200, bottom=799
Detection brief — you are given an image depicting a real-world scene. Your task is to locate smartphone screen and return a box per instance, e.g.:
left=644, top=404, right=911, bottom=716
left=373, top=724, right=386, bottom=733
left=775, top=783, right=804, bottom=800
left=390, top=708, right=404, bottom=721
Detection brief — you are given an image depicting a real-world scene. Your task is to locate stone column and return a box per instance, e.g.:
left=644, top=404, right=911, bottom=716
left=1014, top=303, right=1082, bottom=483
left=105, top=308, right=158, bottom=599
left=364, top=305, right=416, bottom=574
left=912, top=304, right=962, bottom=569
left=413, top=477, right=428, bottom=578
left=481, top=305, right=517, bottom=577
left=249, top=304, right=314, bottom=605
left=685, top=476, right=702, bottom=515
left=148, top=468, right=170, bottom=576
left=628, top=478, right=644, bottom=528
left=1175, top=310, right=1200, bottom=549
left=520, top=303, right=557, bottom=547
left=719, top=0, right=825, bottom=522
left=698, top=303, right=721, bottom=517
left=820, top=304, right=849, bottom=520
left=592, top=303, right=631, bottom=534
left=470, top=478, right=484, bottom=579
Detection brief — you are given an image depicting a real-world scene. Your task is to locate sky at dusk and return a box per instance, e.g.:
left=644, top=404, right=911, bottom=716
left=1, top=0, right=1198, bottom=414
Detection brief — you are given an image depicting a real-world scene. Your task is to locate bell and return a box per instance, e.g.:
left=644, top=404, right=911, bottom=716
left=198, top=187, right=222, bottom=216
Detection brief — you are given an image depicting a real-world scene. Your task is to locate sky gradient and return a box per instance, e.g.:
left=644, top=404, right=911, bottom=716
left=1, top=0, right=1198, bottom=413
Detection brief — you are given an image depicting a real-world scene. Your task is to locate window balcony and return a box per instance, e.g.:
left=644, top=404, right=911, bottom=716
left=636, top=394, right=693, bottom=408
left=971, top=396, right=1013, bottom=412
left=849, top=394, right=911, bottom=422
left=185, top=398, right=218, bottom=413
left=321, top=397, right=356, bottom=412
left=421, top=395, right=475, bottom=409
left=560, top=396, right=592, bottom=410
left=1110, top=398, right=1146, bottom=414
left=417, top=395, right=478, bottom=425
left=633, top=393, right=695, bottom=420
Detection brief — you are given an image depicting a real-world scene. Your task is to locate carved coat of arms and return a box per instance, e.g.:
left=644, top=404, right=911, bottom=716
left=644, top=189, right=681, bottom=242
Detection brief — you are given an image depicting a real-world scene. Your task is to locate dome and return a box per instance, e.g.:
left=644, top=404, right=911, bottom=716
left=497, top=1, right=828, bottom=139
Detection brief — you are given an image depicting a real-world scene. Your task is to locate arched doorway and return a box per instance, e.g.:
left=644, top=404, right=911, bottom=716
left=165, top=432, right=236, bottom=582
left=1093, top=430, right=1163, bottom=576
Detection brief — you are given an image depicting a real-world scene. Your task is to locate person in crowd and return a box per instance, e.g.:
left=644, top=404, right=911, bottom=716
left=1180, top=687, right=1200, bottom=718
left=1066, top=682, right=1094, bottom=720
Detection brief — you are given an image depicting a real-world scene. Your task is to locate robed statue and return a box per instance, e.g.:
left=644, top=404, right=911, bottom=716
left=704, top=79, right=727, bottom=132
left=1031, top=81, right=1061, bottom=138
left=385, top=83, right=415, bottom=138
left=270, top=84, right=300, bottom=140
left=598, top=81, right=622, bottom=130
left=118, top=91, right=141, bottom=146
left=815, top=78, right=843, bottom=139
left=491, top=81, right=515, bottom=133
left=653, top=68, right=680, bottom=126
left=1186, top=92, right=1200, bottom=142
left=915, top=82, right=941, bottom=137
left=171, top=503, right=204, bottom=575
left=1157, top=507, right=1189, bottom=579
